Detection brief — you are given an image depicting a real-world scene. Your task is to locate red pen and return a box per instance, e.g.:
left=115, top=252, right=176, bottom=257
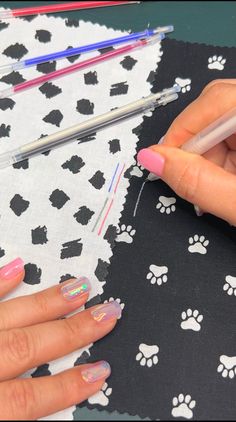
left=0, top=1, right=140, bottom=19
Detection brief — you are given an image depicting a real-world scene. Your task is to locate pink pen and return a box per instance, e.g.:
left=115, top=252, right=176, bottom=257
left=0, top=34, right=164, bottom=98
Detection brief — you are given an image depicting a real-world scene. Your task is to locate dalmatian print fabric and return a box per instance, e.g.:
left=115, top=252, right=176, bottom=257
left=80, top=39, right=236, bottom=420
left=0, top=10, right=163, bottom=420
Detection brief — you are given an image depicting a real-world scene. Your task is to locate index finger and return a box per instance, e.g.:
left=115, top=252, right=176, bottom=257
left=163, top=81, right=236, bottom=147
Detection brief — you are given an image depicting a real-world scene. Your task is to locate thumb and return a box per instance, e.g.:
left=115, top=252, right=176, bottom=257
left=137, top=146, right=236, bottom=225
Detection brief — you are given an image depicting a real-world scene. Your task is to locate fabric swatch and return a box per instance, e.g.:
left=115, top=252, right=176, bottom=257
left=80, top=39, right=236, bottom=420
left=0, top=10, right=163, bottom=420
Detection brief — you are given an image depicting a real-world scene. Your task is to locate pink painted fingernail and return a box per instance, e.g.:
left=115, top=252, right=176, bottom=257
left=137, top=148, right=165, bottom=177
left=0, top=258, right=24, bottom=280
left=61, top=277, right=91, bottom=301
left=81, top=361, right=111, bottom=383
left=91, top=301, right=122, bottom=322
left=194, top=205, right=204, bottom=217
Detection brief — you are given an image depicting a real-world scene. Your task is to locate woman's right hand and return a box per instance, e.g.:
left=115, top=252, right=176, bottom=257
left=0, top=257, right=121, bottom=420
left=138, top=80, right=236, bottom=225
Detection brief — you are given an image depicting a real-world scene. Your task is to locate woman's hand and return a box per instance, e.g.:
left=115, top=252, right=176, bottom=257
left=137, top=80, right=236, bottom=225
left=0, top=257, right=121, bottom=420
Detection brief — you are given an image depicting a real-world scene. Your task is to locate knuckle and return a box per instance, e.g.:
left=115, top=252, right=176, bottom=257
left=202, top=81, right=228, bottom=98
left=33, top=291, right=50, bottom=316
left=62, top=318, right=80, bottom=342
left=8, top=380, right=36, bottom=418
left=174, top=158, right=201, bottom=203
left=6, top=328, right=35, bottom=365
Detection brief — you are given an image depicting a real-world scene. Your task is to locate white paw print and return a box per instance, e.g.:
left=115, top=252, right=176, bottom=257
left=88, top=382, right=112, bottom=406
left=116, top=224, right=136, bottom=244
left=217, top=355, right=236, bottom=379
left=208, top=55, right=226, bottom=70
left=104, top=297, right=125, bottom=319
left=223, top=275, right=236, bottom=296
left=181, top=309, right=203, bottom=332
left=136, top=343, right=159, bottom=367
left=156, top=196, right=176, bottom=214
left=130, top=163, right=144, bottom=178
left=172, top=394, right=196, bottom=419
left=146, top=264, right=168, bottom=286
left=175, top=77, right=191, bottom=93
left=188, top=235, right=209, bottom=254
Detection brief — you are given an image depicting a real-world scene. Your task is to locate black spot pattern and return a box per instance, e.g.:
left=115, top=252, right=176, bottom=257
left=36, top=61, right=57, bottom=74
left=95, top=259, right=109, bottom=281
left=19, top=15, right=36, bottom=22
left=0, top=22, right=9, bottom=31
left=85, top=295, right=102, bottom=309
left=104, top=224, right=117, bottom=248
left=84, top=71, right=98, bottom=85
left=24, top=263, right=42, bottom=285
left=10, top=194, right=29, bottom=216
left=62, top=155, right=85, bottom=174
left=110, top=81, right=129, bottom=96
left=31, top=364, right=51, bottom=377
left=65, top=19, right=79, bottom=27
left=31, top=226, right=48, bottom=245
left=39, top=82, right=62, bottom=99
left=49, top=189, right=70, bottom=209
left=109, top=138, right=121, bottom=154
left=74, top=206, right=94, bottom=225
left=3, top=43, right=28, bottom=59
left=78, top=133, right=97, bottom=144
left=147, top=70, right=156, bottom=84
left=98, top=46, right=114, bottom=54
left=0, top=71, right=26, bottom=85
left=89, top=171, right=105, bottom=190
left=60, top=274, right=76, bottom=283
left=35, top=29, right=52, bottom=43
left=66, top=46, right=80, bottom=63
left=0, top=248, right=5, bottom=258
left=60, top=239, right=83, bottom=259
left=13, top=160, right=29, bottom=170
left=0, top=98, right=15, bottom=111
left=43, top=109, right=63, bottom=127
left=120, top=55, right=137, bottom=70
left=76, top=99, right=94, bottom=115
left=0, top=124, right=10, bottom=138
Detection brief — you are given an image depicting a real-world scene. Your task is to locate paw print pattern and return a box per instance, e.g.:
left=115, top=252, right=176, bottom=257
left=130, top=163, right=144, bottom=178
left=208, top=55, right=226, bottom=70
left=156, top=196, right=176, bottom=214
left=181, top=309, right=203, bottom=332
left=136, top=343, right=159, bottom=367
left=116, top=224, right=136, bottom=244
left=104, top=297, right=125, bottom=319
left=217, top=355, right=236, bottom=379
left=88, top=382, right=112, bottom=406
left=188, top=235, right=209, bottom=254
left=172, top=394, right=196, bottom=419
left=146, top=264, right=168, bottom=286
left=223, top=275, right=236, bottom=296
left=175, top=77, right=191, bottom=93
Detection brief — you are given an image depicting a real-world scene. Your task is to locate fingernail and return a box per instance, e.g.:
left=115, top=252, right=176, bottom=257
left=0, top=258, right=24, bottom=280
left=137, top=148, right=165, bottom=177
left=81, top=361, right=111, bottom=383
left=61, top=276, right=91, bottom=301
left=158, top=135, right=165, bottom=145
left=194, top=205, right=204, bottom=217
left=91, top=301, right=122, bottom=322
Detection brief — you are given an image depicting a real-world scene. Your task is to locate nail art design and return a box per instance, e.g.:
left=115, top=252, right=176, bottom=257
left=61, top=276, right=91, bottom=300
left=82, top=361, right=111, bottom=383
left=0, top=257, right=24, bottom=280
left=91, top=301, right=122, bottom=322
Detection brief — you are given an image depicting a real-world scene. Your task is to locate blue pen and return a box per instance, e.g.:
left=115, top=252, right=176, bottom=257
left=0, top=25, right=173, bottom=74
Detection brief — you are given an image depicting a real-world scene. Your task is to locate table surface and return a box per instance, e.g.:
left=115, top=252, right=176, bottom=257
left=1, top=1, right=235, bottom=420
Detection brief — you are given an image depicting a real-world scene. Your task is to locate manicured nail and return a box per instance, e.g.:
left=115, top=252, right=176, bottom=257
left=158, top=135, right=165, bottom=145
left=194, top=205, right=204, bottom=217
left=61, top=276, right=91, bottom=301
left=0, top=258, right=24, bottom=280
left=82, top=361, right=111, bottom=383
left=91, top=301, right=122, bottom=322
left=137, top=148, right=165, bottom=177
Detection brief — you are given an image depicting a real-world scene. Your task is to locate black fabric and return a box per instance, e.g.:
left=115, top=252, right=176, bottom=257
left=80, top=39, right=236, bottom=420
